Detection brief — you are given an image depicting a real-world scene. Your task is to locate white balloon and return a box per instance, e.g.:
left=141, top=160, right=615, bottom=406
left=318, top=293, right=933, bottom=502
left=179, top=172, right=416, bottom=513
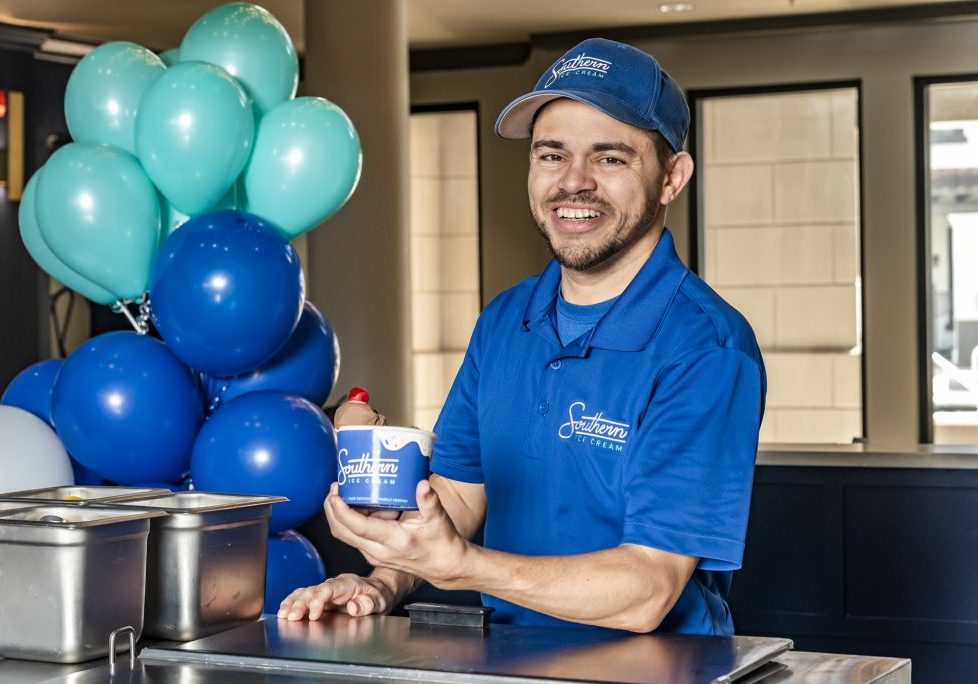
left=0, top=406, right=74, bottom=494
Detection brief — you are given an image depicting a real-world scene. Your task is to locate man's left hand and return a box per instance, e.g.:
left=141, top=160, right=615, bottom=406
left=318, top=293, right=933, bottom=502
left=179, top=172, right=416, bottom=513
left=324, top=480, right=470, bottom=589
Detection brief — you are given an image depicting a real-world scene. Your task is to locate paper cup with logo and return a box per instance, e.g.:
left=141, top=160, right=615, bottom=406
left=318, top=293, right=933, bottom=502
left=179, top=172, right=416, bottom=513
left=336, top=425, right=435, bottom=510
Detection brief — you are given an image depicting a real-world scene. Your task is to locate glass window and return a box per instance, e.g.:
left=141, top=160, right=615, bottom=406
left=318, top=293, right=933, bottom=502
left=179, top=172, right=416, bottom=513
left=696, top=87, right=863, bottom=444
left=923, top=81, right=978, bottom=444
left=409, top=109, right=481, bottom=430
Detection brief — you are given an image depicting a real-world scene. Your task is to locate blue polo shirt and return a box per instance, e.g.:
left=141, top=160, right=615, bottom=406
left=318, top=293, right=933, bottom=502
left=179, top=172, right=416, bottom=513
left=432, top=229, right=766, bottom=635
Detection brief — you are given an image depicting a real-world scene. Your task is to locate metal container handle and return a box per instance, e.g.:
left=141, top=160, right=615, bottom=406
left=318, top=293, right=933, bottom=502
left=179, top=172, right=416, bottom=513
left=108, top=625, right=136, bottom=668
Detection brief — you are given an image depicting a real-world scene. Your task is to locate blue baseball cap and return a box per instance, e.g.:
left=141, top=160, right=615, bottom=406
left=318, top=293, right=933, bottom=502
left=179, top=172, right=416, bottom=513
left=495, top=38, right=689, bottom=152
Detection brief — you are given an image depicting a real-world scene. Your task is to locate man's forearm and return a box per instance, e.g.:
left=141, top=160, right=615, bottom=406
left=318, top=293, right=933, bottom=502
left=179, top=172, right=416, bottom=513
left=441, top=543, right=696, bottom=633
left=368, top=565, right=423, bottom=606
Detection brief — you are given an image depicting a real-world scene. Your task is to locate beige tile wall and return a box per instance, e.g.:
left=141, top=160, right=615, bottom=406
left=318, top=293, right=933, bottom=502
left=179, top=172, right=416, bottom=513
left=703, top=89, right=863, bottom=443
left=410, top=111, right=480, bottom=430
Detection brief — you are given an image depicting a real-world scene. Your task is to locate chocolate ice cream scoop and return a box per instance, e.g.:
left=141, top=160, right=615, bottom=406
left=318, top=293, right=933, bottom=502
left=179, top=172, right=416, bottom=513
left=334, top=386, right=387, bottom=427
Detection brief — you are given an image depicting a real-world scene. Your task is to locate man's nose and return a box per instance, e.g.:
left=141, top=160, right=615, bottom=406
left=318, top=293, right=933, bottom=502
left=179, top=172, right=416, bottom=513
left=558, top=158, right=597, bottom=194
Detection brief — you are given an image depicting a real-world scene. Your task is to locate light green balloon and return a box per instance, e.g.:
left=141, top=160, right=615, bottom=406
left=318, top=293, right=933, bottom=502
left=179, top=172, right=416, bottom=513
left=135, top=61, right=254, bottom=215
left=35, top=143, right=161, bottom=301
left=19, top=171, right=117, bottom=306
left=159, top=194, right=190, bottom=246
left=179, top=2, right=298, bottom=116
left=159, top=48, right=180, bottom=67
left=158, top=180, right=242, bottom=246
left=64, top=42, right=166, bottom=155
left=244, top=97, right=362, bottom=238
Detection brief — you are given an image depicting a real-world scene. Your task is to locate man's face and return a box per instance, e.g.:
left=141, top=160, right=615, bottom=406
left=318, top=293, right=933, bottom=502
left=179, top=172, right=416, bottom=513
left=528, top=99, right=667, bottom=273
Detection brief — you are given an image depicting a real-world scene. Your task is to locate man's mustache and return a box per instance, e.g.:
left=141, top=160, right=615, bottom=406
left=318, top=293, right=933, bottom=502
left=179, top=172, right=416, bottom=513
left=545, top=191, right=610, bottom=209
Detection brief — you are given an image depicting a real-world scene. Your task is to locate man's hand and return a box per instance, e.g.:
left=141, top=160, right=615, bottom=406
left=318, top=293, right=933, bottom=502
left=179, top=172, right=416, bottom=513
left=278, top=573, right=396, bottom=621
left=324, top=479, right=470, bottom=589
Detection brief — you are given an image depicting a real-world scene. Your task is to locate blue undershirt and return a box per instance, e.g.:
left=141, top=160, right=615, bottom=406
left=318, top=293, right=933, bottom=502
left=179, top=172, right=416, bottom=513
left=555, top=290, right=619, bottom=346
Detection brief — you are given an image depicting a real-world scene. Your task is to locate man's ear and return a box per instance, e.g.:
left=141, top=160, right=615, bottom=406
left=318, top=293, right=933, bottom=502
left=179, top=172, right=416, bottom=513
left=660, top=152, right=694, bottom=206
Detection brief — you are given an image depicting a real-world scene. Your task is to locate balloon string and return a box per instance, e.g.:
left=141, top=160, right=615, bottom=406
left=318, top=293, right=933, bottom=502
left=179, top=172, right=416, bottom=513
left=115, top=300, right=150, bottom=335
left=137, top=298, right=153, bottom=334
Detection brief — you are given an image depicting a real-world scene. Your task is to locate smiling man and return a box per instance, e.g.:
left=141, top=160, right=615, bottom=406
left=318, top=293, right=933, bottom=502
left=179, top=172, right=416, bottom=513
left=280, top=38, right=766, bottom=635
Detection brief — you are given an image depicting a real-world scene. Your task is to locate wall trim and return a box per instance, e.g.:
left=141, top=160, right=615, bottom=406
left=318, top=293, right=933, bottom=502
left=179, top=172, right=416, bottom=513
left=409, top=2, right=978, bottom=72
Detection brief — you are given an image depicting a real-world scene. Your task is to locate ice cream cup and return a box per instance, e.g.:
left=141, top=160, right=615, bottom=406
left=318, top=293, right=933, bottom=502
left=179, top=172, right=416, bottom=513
left=336, top=425, right=435, bottom=510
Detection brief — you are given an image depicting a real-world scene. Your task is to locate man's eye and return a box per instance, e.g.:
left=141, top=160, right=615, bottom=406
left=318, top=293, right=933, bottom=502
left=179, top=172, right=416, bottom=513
left=601, top=156, right=624, bottom=165
left=539, top=153, right=562, bottom=162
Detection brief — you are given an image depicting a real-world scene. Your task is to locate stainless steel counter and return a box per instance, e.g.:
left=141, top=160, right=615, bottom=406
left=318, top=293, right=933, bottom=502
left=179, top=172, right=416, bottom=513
left=1, top=615, right=910, bottom=684
left=758, top=442, right=978, bottom=469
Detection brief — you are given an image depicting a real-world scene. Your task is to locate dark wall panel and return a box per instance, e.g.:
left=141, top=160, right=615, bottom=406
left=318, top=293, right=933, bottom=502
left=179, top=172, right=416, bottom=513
left=845, top=485, right=978, bottom=625
left=0, top=34, right=74, bottom=386
left=732, top=465, right=978, bottom=683
left=731, top=483, right=831, bottom=617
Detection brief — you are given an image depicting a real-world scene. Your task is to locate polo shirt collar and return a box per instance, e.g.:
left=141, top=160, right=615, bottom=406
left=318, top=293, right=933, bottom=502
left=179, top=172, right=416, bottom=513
left=521, top=228, right=688, bottom=352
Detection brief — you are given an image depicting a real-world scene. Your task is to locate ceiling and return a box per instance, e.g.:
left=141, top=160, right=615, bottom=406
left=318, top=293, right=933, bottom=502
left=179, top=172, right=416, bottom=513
left=0, top=0, right=974, bottom=53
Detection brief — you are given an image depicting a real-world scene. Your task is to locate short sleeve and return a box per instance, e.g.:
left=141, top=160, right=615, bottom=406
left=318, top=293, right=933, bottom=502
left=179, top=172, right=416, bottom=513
left=621, top=346, right=764, bottom=571
left=430, top=319, right=486, bottom=484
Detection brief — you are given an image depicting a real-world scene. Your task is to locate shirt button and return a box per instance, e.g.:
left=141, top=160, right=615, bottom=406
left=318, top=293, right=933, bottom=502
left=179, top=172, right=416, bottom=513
left=539, top=401, right=550, bottom=414
left=549, top=360, right=561, bottom=370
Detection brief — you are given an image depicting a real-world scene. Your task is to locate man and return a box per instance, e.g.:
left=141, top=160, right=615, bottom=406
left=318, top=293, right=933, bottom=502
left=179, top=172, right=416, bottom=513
left=280, top=37, right=765, bottom=635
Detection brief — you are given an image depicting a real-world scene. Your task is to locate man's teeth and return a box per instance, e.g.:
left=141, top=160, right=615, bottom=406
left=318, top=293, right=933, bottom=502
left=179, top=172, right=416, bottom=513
left=556, top=207, right=601, bottom=219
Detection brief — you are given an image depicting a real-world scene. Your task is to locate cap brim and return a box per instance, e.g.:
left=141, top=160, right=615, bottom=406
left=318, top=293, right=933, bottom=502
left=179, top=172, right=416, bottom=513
left=495, top=92, right=567, bottom=139
left=494, top=90, right=661, bottom=141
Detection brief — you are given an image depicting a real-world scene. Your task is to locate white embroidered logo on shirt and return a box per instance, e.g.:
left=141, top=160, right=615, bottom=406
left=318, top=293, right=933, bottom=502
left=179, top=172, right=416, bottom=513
left=558, top=401, right=630, bottom=451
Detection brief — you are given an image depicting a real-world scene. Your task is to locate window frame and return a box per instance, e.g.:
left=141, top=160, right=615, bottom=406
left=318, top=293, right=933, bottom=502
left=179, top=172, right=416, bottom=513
left=686, top=80, right=867, bottom=441
left=410, top=102, right=484, bottom=309
left=913, top=73, right=978, bottom=444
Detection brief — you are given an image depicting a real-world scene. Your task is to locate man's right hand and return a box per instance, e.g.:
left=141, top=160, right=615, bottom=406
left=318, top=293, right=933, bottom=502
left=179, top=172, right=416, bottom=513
left=278, top=573, right=396, bottom=621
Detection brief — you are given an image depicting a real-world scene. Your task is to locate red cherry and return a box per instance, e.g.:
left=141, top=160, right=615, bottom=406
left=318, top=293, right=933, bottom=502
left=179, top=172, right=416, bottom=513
left=347, top=386, right=370, bottom=403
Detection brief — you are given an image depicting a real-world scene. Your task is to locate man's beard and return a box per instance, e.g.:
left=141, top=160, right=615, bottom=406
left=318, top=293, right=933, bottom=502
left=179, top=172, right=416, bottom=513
left=531, top=185, right=663, bottom=273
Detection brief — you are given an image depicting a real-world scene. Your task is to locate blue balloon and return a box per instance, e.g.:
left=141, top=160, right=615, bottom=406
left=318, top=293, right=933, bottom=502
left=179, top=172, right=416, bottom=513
left=1, top=359, right=63, bottom=426
left=150, top=210, right=304, bottom=377
left=1, top=359, right=107, bottom=485
left=70, top=459, right=107, bottom=486
left=265, top=529, right=327, bottom=610
left=207, top=302, right=339, bottom=411
left=52, top=332, right=205, bottom=484
left=129, top=480, right=191, bottom=492
left=190, top=391, right=336, bottom=533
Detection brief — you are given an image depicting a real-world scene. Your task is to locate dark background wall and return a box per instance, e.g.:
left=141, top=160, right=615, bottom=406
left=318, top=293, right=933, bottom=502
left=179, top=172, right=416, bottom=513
left=0, top=26, right=74, bottom=387
left=730, top=465, right=978, bottom=682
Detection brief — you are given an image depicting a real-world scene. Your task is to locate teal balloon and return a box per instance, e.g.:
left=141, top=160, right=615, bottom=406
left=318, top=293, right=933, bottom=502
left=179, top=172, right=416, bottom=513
left=159, top=48, right=180, bottom=67
left=64, top=42, right=166, bottom=155
left=35, top=143, right=161, bottom=301
left=159, top=180, right=241, bottom=245
left=160, top=195, right=190, bottom=245
left=180, top=2, right=297, bottom=116
left=19, top=171, right=117, bottom=306
left=136, top=61, right=254, bottom=215
left=243, top=97, right=362, bottom=238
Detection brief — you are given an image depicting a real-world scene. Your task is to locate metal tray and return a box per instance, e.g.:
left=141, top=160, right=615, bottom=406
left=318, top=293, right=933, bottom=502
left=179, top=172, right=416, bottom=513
left=0, top=484, right=172, bottom=504
left=0, top=505, right=166, bottom=663
left=114, top=492, right=287, bottom=641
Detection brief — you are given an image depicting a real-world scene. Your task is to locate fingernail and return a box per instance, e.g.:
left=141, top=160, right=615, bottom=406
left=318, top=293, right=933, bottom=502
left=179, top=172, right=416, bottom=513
left=277, top=609, right=286, bottom=618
